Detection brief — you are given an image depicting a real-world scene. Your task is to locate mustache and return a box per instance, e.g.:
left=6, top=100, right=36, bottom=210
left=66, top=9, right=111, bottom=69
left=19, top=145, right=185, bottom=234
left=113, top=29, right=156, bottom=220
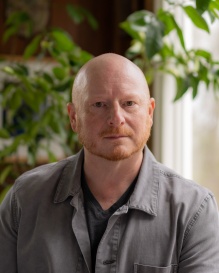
left=99, top=127, right=132, bottom=137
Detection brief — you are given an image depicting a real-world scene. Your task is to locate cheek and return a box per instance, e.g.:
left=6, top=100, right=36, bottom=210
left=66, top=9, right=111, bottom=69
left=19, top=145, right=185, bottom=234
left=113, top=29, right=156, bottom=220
left=77, top=115, right=100, bottom=133
left=132, top=114, right=152, bottom=135
left=133, top=111, right=149, bottom=125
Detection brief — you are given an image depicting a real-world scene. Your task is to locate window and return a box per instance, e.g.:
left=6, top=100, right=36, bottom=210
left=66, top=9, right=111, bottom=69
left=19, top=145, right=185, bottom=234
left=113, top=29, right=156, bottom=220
left=152, top=1, right=219, bottom=204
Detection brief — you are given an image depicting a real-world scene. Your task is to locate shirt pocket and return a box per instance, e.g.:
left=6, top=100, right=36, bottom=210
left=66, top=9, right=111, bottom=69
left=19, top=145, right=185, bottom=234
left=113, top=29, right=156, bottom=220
left=134, top=263, right=177, bottom=273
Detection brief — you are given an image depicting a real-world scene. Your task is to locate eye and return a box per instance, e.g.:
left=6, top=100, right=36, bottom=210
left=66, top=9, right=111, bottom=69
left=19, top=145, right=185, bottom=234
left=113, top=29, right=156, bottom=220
left=125, top=101, right=135, bottom=106
left=93, top=102, right=105, bottom=107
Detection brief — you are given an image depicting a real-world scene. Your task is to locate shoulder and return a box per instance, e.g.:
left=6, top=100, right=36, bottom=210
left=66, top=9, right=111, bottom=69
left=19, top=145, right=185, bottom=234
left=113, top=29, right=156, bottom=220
left=156, top=162, right=216, bottom=226
left=157, top=162, right=211, bottom=198
left=11, top=150, right=83, bottom=200
left=145, top=148, right=212, bottom=203
left=137, top=147, right=215, bottom=217
left=14, top=157, right=70, bottom=192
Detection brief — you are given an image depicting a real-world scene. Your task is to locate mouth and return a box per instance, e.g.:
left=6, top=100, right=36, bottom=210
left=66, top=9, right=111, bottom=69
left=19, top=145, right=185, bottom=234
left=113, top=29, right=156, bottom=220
left=104, top=135, right=127, bottom=139
left=100, top=129, right=132, bottom=139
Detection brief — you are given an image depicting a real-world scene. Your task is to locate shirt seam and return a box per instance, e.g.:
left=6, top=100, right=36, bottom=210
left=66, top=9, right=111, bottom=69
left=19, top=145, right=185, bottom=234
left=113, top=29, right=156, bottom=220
left=159, top=170, right=182, bottom=179
left=183, top=193, right=213, bottom=242
left=13, top=163, right=58, bottom=195
left=12, top=191, right=19, bottom=232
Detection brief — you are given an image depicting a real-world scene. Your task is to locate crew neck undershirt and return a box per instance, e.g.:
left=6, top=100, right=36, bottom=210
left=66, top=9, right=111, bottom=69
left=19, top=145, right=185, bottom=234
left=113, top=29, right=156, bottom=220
left=81, top=171, right=137, bottom=272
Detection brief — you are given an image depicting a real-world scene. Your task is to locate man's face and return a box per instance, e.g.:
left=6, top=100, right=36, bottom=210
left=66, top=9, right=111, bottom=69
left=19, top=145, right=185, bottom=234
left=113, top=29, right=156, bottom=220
left=68, top=61, right=155, bottom=161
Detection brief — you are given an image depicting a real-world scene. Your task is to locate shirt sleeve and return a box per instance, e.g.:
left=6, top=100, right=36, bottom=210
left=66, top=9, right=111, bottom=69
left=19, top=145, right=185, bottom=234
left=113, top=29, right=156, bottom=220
left=0, top=187, right=18, bottom=273
left=179, top=193, right=219, bottom=273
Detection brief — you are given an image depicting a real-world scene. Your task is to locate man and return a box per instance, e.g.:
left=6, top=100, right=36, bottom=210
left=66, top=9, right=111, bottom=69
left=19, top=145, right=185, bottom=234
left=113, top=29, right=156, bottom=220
left=0, top=53, right=219, bottom=273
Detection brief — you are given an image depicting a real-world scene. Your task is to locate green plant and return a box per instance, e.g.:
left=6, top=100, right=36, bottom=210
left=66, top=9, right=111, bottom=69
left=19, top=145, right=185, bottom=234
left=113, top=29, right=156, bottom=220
left=120, top=0, right=219, bottom=100
left=0, top=4, right=97, bottom=201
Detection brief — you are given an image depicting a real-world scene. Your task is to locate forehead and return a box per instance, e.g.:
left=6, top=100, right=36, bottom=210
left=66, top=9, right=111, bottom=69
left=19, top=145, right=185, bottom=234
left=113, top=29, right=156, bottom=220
left=72, top=56, right=150, bottom=104
left=84, top=65, right=148, bottom=99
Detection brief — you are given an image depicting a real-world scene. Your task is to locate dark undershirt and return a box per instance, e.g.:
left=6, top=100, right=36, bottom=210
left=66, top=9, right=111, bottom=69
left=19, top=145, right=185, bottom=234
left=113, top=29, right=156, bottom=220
left=82, top=171, right=137, bottom=273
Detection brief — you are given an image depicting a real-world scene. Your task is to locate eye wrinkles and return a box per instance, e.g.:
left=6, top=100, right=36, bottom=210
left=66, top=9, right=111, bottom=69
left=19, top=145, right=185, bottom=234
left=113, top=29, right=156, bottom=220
left=93, top=102, right=106, bottom=108
left=92, top=101, right=137, bottom=109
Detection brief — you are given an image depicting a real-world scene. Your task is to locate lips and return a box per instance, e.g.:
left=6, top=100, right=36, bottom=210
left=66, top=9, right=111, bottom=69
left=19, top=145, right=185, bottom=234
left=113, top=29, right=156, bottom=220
left=104, top=135, right=126, bottom=138
left=100, top=128, right=132, bottom=138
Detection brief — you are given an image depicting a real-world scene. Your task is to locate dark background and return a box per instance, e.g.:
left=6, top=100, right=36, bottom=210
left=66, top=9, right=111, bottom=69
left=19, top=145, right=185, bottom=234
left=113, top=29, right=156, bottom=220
left=0, top=0, right=154, bottom=151
left=0, top=0, right=154, bottom=56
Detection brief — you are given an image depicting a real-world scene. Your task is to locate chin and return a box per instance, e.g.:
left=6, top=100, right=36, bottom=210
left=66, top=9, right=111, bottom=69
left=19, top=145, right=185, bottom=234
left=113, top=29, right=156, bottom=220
left=94, top=146, right=143, bottom=161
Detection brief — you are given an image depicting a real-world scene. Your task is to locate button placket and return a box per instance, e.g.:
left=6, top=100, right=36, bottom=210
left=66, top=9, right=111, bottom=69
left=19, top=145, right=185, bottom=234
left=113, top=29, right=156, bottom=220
left=103, top=259, right=116, bottom=265
left=95, top=215, right=121, bottom=272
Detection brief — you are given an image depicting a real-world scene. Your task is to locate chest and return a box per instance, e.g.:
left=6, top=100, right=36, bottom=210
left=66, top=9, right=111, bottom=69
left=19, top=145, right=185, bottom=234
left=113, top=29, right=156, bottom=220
left=17, top=201, right=179, bottom=273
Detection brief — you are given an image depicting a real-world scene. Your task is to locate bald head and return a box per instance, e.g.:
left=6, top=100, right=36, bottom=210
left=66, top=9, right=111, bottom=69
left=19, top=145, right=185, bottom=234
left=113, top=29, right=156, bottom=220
left=67, top=53, right=155, bottom=160
left=71, top=53, right=150, bottom=106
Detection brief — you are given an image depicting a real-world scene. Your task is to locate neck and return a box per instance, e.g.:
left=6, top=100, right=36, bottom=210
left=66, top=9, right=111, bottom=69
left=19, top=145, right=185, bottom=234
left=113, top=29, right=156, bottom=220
left=83, top=149, right=144, bottom=210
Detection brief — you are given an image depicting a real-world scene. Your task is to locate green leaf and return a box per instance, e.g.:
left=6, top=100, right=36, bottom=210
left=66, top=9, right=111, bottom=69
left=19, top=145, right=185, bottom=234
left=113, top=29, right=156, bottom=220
left=157, top=10, right=175, bottom=35
left=158, top=11, right=185, bottom=50
left=2, top=26, right=18, bottom=42
left=196, top=0, right=211, bottom=14
left=195, top=49, right=211, bottom=59
left=126, top=10, right=154, bottom=33
left=198, top=62, right=209, bottom=84
left=27, top=144, right=37, bottom=166
left=47, top=149, right=57, bottom=162
left=42, top=72, right=54, bottom=84
left=0, top=129, right=10, bottom=139
left=145, top=19, right=164, bottom=59
left=160, top=43, right=174, bottom=59
left=86, top=14, right=98, bottom=30
left=5, top=11, right=30, bottom=26
left=68, top=49, right=93, bottom=68
left=120, top=21, right=143, bottom=41
left=34, top=78, right=50, bottom=92
left=53, top=66, right=66, bottom=80
left=2, top=66, right=15, bottom=75
left=209, top=1, right=219, bottom=20
left=82, top=9, right=98, bottom=30
left=2, top=64, right=28, bottom=77
left=14, top=64, right=29, bottom=76
left=210, top=0, right=219, bottom=11
left=190, top=76, right=199, bottom=98
left=174, top=77, right=190, bottom=101
left=24, top=34, right=42, bottom=59
left=51, top=30, right=74, bottom=52
left=66, top=4, right=84, bottom=24
left=54, top=79, right=72, bottom=92
left=0, top=136, right=21, bottom=159
left=183, top=5, right=209, bottom=32
left=173, top=23, right=186, bottom=50
left=121, top=11, right=160, bottom=44
left=0, top=185, right=12, bottom=204
left=10, top=89, right=22, bottom=110
left=0, top=166, right=12, bottom=184
left=66, top=4, right=98, bottom=30
left=4, top=11, right=33, bottom=38
left=207, top=10, right=216, bottom=23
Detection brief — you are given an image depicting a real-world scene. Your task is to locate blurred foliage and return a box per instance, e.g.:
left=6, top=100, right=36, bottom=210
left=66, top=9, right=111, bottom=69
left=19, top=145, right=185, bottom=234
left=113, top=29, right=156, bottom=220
left=120, top=0, right=219, bottom=101
left=1, top=0, right=219, bottom=202
left=0, top=4, right=98, bottom=201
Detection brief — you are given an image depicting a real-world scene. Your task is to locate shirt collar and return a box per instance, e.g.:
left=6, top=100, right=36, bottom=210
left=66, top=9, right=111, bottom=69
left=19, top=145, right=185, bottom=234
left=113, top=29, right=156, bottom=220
left=128, top=147, right=159, bottom=216
left=53, top=149, right=84, bottom=203
left=53, top=147, right=160, bottom=217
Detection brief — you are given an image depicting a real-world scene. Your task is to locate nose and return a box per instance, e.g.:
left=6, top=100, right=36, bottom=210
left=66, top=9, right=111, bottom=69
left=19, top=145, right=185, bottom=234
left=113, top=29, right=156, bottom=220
left=107, top=104, right=125, bottom=127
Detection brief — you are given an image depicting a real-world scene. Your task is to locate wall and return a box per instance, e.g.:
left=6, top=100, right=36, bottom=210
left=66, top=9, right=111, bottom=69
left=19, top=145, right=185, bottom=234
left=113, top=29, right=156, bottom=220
left=0, top=0, right=153, bottom=56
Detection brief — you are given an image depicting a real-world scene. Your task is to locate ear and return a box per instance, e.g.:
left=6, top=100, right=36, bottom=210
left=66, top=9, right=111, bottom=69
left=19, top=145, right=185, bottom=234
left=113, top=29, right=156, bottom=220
left=148, top=98, right=155, bottom=126
left=67, top=102, right=78, bottom=132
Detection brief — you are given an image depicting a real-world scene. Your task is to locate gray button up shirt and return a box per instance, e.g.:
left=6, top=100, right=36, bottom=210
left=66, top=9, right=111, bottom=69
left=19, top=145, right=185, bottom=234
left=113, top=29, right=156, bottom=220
left=0, top=147, right=219, bottom=273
